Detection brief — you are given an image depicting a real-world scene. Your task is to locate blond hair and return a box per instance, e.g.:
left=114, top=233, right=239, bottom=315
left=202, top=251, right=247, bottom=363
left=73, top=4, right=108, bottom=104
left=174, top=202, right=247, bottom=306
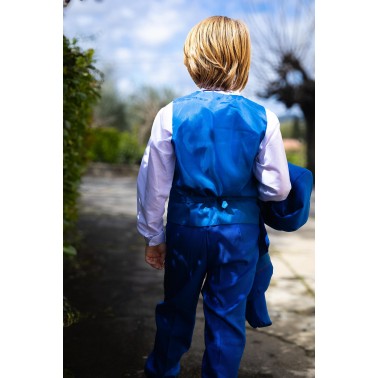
left=183, top=16, right=251, bottom=92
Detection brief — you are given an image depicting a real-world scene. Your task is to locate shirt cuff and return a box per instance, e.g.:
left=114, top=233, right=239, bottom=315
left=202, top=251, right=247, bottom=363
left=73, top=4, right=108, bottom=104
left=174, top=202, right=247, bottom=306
left=144, top=230, right=165, bottom=246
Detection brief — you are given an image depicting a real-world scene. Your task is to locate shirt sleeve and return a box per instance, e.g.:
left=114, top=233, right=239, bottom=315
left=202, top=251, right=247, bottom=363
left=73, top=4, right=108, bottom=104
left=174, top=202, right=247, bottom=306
left=136, top=102, right=175, bottom=246
left=254, top=108, right=292, bottom=201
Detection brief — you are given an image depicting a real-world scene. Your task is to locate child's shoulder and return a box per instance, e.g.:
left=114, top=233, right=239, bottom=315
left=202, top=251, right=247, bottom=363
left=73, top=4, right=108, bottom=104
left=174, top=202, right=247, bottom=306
left=234, top=95, right=279, bottom=123
left=170, top=91, right=280, bottom=123
left=172, top=90, right=203, bottom=104
left=173, top=90, right=264, bottom=109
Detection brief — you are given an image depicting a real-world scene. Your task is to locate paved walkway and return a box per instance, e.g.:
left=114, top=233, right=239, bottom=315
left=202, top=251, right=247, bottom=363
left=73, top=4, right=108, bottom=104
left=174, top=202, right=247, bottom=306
left=64, top=169, right=315, bottom=378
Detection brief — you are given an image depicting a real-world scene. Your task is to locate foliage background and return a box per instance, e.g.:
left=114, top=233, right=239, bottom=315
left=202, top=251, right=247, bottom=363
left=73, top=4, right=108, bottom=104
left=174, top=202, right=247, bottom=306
left=63, top=35, right=102, bottom=253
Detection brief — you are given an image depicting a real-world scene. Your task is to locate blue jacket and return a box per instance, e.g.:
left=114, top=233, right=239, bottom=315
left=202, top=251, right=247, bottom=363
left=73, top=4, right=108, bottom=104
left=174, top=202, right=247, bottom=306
left=245, top=163, right=313, bottom=328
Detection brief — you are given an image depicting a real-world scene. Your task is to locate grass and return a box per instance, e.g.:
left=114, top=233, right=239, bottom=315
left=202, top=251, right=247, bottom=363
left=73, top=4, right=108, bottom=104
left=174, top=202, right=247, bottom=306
left=280, top=117, right=307, bottom=167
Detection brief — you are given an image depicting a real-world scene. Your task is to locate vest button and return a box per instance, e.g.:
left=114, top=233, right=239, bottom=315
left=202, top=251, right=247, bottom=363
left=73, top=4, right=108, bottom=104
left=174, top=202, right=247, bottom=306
left=221, top=200, right=228, bottom=209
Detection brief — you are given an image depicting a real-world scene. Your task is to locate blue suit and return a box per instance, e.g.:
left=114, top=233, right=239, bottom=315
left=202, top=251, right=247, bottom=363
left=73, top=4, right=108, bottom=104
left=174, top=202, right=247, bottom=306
left=144, top=91, right=312, bottom=378
left=146, top=91, right=267, bottom=378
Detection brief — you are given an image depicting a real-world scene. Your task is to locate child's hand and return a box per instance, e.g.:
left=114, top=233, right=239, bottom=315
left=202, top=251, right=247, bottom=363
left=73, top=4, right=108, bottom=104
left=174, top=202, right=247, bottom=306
left=145, top=243, right=166, bottom=270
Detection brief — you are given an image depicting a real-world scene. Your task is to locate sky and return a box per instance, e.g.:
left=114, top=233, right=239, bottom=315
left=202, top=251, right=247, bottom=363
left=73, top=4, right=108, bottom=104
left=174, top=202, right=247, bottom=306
left=64, top=0, right=314, bottom=117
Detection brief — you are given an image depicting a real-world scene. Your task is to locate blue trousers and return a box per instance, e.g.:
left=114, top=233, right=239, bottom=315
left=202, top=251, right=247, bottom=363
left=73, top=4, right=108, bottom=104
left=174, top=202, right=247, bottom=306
left=145, top=222, right=260, bottom=378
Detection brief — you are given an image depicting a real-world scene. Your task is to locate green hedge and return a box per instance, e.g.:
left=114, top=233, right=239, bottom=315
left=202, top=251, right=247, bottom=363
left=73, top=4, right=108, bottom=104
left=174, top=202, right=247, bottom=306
left=88, top=127, right=144, bottom=164
left=87, top=127, right=121, bottom=163
left=63, top=35, right=101, bottom=250
left=286, top=146, right=307, bottom=167
left=119, top=131, right=145, bottom=164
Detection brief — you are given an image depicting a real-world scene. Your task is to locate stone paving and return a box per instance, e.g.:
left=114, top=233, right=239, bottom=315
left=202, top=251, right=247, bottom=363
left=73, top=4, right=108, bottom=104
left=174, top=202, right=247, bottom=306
left=64, top=169, right=315, bottom=378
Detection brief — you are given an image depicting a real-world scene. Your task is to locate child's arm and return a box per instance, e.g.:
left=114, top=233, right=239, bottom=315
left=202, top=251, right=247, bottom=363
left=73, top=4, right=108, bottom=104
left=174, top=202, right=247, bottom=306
left=254, top=109, right=292, bottom=202
left=136, top=103, right=175, bottom=266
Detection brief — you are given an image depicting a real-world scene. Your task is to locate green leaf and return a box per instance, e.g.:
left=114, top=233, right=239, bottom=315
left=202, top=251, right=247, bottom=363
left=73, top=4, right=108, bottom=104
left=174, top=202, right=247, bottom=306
left=63, top=245, right=77, bottom=256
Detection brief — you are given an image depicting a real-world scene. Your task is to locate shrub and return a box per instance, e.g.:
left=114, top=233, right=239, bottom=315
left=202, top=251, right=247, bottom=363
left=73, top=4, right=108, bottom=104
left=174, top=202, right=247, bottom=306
left=280, top=117, right=306, bottom=140
left=63, top=35, right=102, bottom=249
left=87, top=127, right=121, bottom=163
left=87, top=127, right=144, bottom=164
left=119, top=131, right=144, bottom=164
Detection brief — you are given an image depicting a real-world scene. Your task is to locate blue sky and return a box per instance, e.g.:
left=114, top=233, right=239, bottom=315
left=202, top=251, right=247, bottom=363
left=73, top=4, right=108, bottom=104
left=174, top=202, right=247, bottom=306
left=63, top=0, right=314, bottom=117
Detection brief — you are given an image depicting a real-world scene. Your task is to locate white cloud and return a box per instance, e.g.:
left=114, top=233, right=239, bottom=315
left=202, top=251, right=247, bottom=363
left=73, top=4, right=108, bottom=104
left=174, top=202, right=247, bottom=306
left=119, top=7, right=135, bottom=19
left=114, top=47, right=132, bottom=61
left=132, top=8, right=184, bottom=46
left=108, top=27, right=129, bottom=43
left=75, top=15, right=95, bottom=27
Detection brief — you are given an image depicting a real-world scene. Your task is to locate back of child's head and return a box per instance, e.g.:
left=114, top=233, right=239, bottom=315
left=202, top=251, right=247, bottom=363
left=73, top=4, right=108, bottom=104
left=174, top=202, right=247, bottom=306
left=184, top=16, right=251, bottom=92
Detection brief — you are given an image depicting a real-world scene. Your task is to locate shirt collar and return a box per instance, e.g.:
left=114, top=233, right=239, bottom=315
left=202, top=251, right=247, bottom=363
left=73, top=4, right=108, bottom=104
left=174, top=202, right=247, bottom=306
left=199, top=88, right=241, bottom=95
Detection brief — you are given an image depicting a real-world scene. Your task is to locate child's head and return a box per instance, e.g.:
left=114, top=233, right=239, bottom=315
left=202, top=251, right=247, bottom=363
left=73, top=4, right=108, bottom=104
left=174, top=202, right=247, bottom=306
left=184, top=16, right=251, bottom=92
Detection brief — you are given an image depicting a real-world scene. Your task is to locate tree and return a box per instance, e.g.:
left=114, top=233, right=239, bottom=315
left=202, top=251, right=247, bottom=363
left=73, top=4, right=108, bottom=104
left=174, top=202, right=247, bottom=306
left=246, top=0, right=315, bottom=176
left=128, top=86, right=177, bottom=145
left=93, top=71, right=131, bottom=132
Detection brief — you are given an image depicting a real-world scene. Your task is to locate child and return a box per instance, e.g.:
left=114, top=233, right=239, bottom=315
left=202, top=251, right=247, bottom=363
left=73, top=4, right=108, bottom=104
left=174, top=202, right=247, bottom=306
left=137, top=16, right=291, bottom=378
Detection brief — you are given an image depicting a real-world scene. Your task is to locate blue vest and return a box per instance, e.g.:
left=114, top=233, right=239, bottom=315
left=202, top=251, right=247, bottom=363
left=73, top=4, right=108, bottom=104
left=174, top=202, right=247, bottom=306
left=167, top=91, right=268, bottom=227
